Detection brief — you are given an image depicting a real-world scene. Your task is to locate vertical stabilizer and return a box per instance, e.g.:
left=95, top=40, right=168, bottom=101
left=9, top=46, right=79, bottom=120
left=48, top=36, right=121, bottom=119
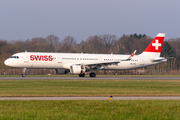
left=140, top=33, right=165, bottom=57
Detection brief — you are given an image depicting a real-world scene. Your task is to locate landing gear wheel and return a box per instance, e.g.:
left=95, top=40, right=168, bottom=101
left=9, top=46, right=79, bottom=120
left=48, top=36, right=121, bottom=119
left=89, top=72, right=96, bottom=77
left=22, top=68, right=26, bottom=77
left=79, top=73, right=85, bottom=77
left=22, top=74, right=26, bottom=77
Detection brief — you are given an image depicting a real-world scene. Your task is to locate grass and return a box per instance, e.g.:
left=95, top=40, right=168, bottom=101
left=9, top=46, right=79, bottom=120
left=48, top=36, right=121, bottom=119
left=1, top=79, right=180, bottom=119
left=1, top=80, right=180, bottom=96
left=0, top=100, right=180, bottom=119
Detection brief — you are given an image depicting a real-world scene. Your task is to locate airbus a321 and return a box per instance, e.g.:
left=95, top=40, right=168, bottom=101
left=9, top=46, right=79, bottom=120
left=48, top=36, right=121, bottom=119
left=4, top=33, right=167, bottom=77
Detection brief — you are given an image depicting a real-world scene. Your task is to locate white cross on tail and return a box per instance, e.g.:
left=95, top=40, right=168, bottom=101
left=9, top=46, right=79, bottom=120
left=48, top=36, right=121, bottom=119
left=152, top=40, right=161, bottom=50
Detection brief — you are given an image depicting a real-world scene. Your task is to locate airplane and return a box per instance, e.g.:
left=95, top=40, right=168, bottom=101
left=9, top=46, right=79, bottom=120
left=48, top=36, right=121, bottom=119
left=4, top=33, right=167, bottom=77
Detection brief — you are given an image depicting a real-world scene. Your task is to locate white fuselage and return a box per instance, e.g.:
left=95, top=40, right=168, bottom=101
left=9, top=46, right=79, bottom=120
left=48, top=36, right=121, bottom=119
left=4, top=52, right=166, bottom=70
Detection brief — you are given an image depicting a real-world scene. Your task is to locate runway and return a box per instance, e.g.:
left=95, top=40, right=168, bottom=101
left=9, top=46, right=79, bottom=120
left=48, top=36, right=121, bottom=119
left=0, top=77, right=180, bottom=80
left=1, top=96, right=180, bottom=100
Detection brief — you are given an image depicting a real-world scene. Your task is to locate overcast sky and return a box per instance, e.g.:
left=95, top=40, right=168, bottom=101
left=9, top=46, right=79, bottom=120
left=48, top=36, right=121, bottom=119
left=0, top=0, right=179, bottom=42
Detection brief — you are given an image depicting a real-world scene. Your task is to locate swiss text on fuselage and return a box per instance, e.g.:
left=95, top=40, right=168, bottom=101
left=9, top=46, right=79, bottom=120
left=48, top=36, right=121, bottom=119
left=30, top=55, right=53, bottom=61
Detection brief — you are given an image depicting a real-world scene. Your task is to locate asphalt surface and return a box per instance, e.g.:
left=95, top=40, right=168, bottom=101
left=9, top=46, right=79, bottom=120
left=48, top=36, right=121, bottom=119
left=1, top=96, right=180, bottom=100
left=0, top=77, right=180, bottom=80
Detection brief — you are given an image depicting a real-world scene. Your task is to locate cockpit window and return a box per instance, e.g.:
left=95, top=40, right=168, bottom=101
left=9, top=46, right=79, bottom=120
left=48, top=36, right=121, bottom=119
left=10, top=56, right=19, bottom=59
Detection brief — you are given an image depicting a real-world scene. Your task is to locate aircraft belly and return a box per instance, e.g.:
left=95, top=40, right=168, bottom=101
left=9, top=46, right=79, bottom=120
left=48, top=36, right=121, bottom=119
left=17, top=61, right=62, bottom=69
left=33, top=61, right=62, bottom=68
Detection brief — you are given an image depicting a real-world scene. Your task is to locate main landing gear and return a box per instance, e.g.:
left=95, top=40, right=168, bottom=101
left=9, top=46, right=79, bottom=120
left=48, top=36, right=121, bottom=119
left=22, top=68, right=26, bottom=77
left=79, top=72, right=96, bottom=77
left=79, top=73, right=85, bottom=77
left=89, top=72, right=96, bottom=77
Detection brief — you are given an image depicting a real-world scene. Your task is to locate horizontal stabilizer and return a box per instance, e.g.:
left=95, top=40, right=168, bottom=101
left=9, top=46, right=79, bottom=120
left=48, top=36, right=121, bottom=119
left=151, top=58, right=167, bottom=62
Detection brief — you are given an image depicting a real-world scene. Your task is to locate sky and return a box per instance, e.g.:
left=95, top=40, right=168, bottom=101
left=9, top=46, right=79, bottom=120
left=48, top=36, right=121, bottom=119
left=0, top=0, right=180, bottom=42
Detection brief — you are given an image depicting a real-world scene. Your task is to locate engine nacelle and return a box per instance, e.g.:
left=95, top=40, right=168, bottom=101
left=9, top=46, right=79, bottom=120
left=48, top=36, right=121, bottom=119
left=55, top=69, right=70, bottom=74
left=70, top=65, right=85, bottom=74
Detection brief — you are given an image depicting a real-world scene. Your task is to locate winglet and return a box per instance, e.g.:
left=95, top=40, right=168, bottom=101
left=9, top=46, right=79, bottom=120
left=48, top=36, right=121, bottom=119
left=121, top=50, right=137, bottom=61
left=128, top=50, right=137, bottom=60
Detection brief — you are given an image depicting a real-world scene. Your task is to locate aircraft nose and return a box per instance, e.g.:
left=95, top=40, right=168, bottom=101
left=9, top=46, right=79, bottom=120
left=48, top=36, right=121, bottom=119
left=4, top=59, right=10, bottom=66
left=4, top=59, right=18, bottom=67
left=4, top=59, right=14, bottom=67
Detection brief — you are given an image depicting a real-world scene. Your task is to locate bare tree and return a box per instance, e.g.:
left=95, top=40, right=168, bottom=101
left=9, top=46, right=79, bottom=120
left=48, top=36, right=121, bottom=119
left=86, top=35, right=104, bottom=53
left=46, top=35, right=60, bottom=52
left=59, top=36, right=77, bottom=53
left=102, top=34, right=117, bottom=53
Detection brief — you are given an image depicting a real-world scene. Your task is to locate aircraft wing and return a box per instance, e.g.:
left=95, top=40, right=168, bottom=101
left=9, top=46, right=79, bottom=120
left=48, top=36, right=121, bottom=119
left=76, top=61, right=120, bottom=70
left=84, top=61, right=119, bottom=67
left=75, top=50, right=137, bottom=69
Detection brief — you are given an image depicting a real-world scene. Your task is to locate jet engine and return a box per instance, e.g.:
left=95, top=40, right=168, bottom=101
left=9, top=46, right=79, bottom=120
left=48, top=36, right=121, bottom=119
left=55, top=69, right=70, bottom=74
left=70, top=65, right=85, bottom=74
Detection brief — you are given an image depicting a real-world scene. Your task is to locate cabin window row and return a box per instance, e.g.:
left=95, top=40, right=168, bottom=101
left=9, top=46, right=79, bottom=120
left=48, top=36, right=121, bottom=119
left=62, top=58, right=76, bottom=60
left=128, top=60, right=138, bottom=61
left=104, top=59, right=121, bottom=61
left=104, top=59, right=138, bottom=61
left=62, top=58, right=98, bottom=60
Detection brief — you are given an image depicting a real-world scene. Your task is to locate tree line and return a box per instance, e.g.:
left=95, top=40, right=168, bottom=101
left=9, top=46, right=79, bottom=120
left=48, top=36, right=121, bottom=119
left=0, top=33, right=179, bottom=74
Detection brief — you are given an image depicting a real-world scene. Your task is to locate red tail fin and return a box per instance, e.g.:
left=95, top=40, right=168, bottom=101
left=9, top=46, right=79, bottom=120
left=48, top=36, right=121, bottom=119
left=144, top=33, right=165, bottom=52
left=140, top=33, right=165, bottom=57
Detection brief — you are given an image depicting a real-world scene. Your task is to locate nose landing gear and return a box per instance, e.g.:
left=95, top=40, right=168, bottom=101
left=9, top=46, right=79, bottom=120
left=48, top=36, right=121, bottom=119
left=22, top=68, right=26, bottom=77
left=22, top=74, right=26, bottom=77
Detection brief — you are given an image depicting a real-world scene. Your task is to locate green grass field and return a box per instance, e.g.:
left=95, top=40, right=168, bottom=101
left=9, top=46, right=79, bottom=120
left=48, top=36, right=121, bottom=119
left=1, top=79, right=180, bottom=119
left=1, top=80, right=180, bottom=96
left=0, top=100, right=180, bottom=119
left=0, top=76, right=180, bottom=120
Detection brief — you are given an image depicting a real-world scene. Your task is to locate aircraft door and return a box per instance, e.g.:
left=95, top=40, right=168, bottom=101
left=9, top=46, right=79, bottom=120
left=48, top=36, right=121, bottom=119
left=140, top=57, right=144, bottom=66
left=98, top=57, right=102, bottom=61
left=57, top=55, right=62, bottom=63
left=24, top=53, right=29, bottom=63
